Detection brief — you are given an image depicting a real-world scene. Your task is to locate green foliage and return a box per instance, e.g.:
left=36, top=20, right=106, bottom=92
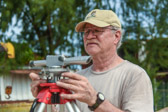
left=1, top=0, right=76, bottom=56
left=0, top=52, right=16, bottom=74
left=13, top=42, right=35, bottom=65
left=0, top=41, right=36, bottom=75
left=145, top=38, right=168, bottom=71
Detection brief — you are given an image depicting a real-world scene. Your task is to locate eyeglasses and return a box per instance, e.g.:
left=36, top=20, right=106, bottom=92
left=82, top=27, right=117, bottom=37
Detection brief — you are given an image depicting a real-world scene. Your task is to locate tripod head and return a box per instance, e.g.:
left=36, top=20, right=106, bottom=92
left=29, top=55, right=91, bottom=83
left=29, top=55, right=92, bottom=107
left=30, top=55, right=91, bottom=67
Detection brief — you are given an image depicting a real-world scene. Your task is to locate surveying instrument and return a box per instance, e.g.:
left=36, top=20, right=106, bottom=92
left=29, top=55, right=91, bottom=112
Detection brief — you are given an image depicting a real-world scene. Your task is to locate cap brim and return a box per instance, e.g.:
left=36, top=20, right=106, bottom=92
left=75, top=19, right=110, bottom=32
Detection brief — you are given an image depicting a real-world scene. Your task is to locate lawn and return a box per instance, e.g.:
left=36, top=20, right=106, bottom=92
left=0, top=102, right=32, bottom=112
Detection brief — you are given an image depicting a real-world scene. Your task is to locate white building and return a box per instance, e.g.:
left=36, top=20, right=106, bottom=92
left=0, top=69, right=39, bottom=102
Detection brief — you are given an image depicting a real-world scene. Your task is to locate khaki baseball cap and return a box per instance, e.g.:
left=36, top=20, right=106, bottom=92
left=75, top=9, right=121, bottom=32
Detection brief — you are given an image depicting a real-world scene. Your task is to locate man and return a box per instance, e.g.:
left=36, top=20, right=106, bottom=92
left=30, top=9, right=154, bottom=112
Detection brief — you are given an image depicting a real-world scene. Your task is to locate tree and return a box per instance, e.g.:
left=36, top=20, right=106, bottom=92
left=1, top=0, right=77, bottom=56
left=0, top=0, right=120, bottom=57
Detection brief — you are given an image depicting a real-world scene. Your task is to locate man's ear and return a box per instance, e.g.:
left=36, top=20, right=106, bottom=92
left=114, top=30, right=121, bottom=45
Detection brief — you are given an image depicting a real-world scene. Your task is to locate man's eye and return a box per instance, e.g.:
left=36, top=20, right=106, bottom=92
left=85, top=30, right=90, bottom=34
left=94, top=30, right=100, bottom=33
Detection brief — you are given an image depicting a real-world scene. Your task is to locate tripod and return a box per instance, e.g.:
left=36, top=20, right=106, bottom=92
left=29, top=67, right=80, bottom=112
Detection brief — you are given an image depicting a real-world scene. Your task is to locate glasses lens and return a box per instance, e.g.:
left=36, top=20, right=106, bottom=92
left=82, top=28, right=107, bottom=37
left=83, top=30, right=90, bottom=37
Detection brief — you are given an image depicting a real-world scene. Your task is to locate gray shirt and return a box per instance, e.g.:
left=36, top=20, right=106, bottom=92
left=76, top=60, right=154, bottom=112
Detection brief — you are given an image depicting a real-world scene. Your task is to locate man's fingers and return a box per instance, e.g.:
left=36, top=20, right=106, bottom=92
left=30, top=80, right=41, bottom=88
left=62, top=72, right=87, bottom=81
left=31, top=86, right=39, bottom=97
left=29, top=72, right=40, bottom=81
left=29, top=72, right=46, bottom=97
left=57, top=81, right=81, bottom=92
left=60, top=93, right=81, bottom=100
left=59, top=78, right=80, bottom=85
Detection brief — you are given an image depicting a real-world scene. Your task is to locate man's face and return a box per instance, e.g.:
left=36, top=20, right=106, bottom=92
left=83, top=23, right=118, bottom=56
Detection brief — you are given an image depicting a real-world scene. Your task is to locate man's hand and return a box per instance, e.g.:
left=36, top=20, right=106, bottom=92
left=56, top=72, right=97, bottom=106
left=29, top=72, right=46, bottom=97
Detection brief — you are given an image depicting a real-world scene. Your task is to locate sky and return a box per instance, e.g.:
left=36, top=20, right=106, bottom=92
left=4, top=16, right=22, bottom=42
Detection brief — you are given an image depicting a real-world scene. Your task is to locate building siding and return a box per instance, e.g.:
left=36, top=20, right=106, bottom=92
left=0, top=74, right=34, bottom=101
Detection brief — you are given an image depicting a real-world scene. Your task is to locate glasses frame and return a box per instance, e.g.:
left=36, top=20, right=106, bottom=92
left=81, top=27, right=117, bottom=37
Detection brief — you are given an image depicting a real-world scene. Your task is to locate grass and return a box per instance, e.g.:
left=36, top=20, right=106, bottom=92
left=0, top=102, right=32, bottom=112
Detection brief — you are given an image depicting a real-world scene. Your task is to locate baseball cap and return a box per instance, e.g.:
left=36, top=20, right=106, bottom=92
left=75, top=9, right=121, bottom=32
